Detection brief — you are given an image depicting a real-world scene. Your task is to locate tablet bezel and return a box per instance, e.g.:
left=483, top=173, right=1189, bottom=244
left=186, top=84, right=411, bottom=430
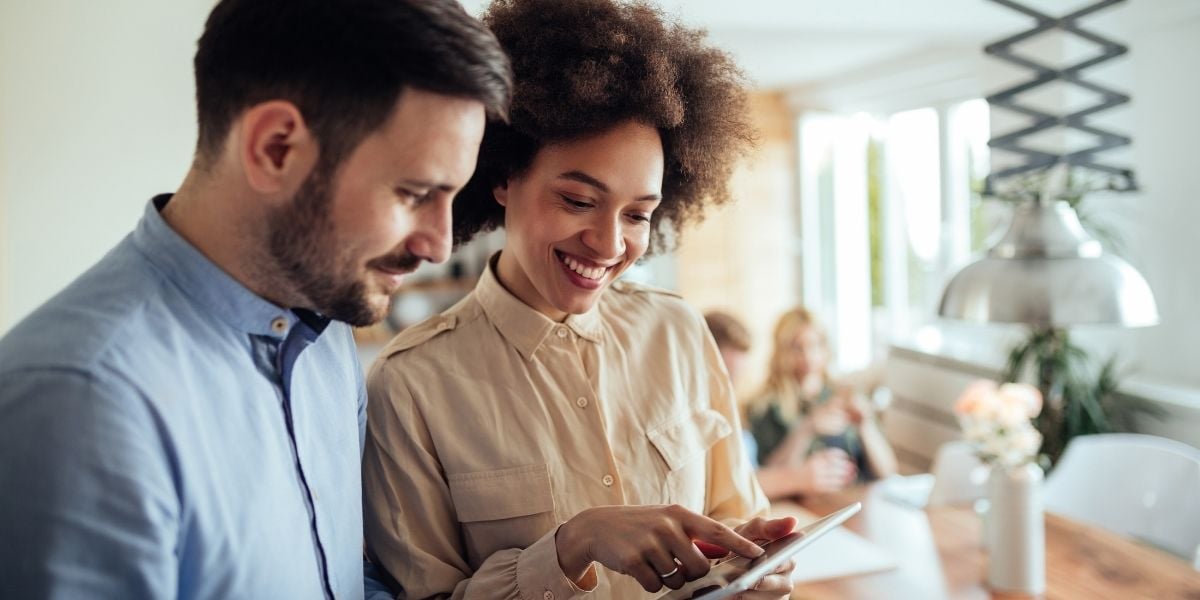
left=659, top=501, right=862, bottom=600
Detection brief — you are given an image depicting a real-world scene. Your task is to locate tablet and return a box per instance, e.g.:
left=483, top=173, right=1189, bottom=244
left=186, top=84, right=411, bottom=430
left=659, top=502, right=862, bottom=600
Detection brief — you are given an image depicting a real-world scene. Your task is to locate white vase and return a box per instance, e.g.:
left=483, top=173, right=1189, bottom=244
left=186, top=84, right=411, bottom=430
left=986, top=463, right=1045, bottom=595
left=973, top=497, right=992, bottom=550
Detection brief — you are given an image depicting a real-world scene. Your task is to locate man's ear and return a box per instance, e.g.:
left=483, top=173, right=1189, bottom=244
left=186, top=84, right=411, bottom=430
left=236, top=101, right=317, bottom=194
left=492, top=181, right=509, bottom=207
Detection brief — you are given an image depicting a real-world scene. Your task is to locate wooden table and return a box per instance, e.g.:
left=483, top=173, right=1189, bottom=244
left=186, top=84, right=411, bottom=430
left=791, top=485, right=1200, bottom=600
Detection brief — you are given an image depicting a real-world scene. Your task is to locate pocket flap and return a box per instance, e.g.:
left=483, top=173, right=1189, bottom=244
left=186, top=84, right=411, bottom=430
left=447, top=464, right=555, bottom=523
left=647, top=409, right=733, bottom=471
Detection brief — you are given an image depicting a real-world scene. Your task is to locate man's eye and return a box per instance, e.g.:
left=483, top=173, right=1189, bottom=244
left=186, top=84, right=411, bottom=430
left=398, top=188, right=433, bottom=204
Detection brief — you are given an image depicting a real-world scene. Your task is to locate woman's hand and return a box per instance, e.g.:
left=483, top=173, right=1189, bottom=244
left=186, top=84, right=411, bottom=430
left=729, top=516, right=799, bottom=599
left=796, top=448, right=857, bottom=495
left=845, top=392, right=876, bottom=425
left=810, top=395, right=851, bottom=435
left=555, top=504, right=765, bottom=592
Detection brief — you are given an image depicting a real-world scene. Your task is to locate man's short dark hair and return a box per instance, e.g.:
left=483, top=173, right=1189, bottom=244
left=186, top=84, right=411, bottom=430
left=194, top=0, right=512, bottom=172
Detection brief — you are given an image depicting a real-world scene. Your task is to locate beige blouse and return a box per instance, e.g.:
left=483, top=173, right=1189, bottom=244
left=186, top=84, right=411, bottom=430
left=362, top=261, right=767, bottom=600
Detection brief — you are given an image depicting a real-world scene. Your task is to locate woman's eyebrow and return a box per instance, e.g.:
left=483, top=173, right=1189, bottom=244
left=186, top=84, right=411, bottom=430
left=556, top=170, right=609, bottom=193
left=557, top=170, right=661, bottom=201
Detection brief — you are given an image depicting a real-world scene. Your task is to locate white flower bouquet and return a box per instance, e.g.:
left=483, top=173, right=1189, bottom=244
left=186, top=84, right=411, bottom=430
left=954, top=380, right=1044, bottom=468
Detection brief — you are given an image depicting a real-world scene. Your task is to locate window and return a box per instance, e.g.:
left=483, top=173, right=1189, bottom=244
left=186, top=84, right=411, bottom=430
left=798, top=98, right=993, bottom=372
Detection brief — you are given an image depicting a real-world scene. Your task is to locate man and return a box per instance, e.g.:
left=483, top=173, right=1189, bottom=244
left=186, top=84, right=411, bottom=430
left=0, top=0, right=510, bottom=598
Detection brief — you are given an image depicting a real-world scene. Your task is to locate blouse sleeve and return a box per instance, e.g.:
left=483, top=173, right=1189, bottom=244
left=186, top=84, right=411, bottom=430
left=695, top=317, right=770, bottom=526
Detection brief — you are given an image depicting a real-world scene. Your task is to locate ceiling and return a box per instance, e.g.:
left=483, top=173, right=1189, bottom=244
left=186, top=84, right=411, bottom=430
left=454, top=0, right=1072, bottom=89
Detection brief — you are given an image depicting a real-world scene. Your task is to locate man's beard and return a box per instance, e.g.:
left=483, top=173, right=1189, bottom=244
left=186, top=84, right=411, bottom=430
left=266, top=167, right=418, bottom=327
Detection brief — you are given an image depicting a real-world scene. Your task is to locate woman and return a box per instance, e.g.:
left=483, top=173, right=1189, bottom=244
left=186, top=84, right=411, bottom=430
left=362, top=1, right=797, bottom=598
left=703, top=311, right=859, bottom=500
left=747, top=308, right=898, bottom=486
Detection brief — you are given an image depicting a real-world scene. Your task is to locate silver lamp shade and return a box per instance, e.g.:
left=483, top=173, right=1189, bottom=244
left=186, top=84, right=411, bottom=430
left=938, top=200, right=1158, bottom=327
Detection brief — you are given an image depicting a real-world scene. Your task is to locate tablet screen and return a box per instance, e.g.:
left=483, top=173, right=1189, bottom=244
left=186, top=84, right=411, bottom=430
left=658, top=502, right=862, bottom=600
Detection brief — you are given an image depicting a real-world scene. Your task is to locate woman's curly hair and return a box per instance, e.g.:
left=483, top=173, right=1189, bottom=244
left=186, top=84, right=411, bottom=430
left=452, top=0, right=755, bottom=254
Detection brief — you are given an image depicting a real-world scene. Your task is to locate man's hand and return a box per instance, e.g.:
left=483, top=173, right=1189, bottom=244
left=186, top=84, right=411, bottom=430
left=556, top=504, right=765, bottom=593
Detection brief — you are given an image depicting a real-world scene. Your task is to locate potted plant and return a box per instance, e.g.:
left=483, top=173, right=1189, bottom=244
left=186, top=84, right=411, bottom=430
left=1000, top=327, right=1160, bottom=467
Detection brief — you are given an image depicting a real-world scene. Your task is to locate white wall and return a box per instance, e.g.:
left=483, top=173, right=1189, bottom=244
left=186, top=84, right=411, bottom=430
left=0, top=0, right=214, bottom=332
left=1123, top=5, right=1200, bottom=388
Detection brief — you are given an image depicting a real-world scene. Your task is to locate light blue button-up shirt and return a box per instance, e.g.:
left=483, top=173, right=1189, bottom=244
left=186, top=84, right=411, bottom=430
left=0, top=196, right=380, bottom=599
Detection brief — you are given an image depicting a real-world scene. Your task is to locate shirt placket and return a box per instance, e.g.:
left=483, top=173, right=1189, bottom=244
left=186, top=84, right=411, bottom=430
left=554, top=324, right=625, bottom=505
left=251, top=320, right=336, bottom=600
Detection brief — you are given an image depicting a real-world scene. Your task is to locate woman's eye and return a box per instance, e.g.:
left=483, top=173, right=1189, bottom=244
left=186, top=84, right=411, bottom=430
left=559, top=194, right=593, bottom=210
left=627, top=213, right=651, bottom=223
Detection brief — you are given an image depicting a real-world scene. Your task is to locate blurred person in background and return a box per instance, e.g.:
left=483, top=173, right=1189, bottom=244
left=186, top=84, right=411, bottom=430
left=705, top=310, right=871, bottom=499
left=745, top=308, right=898, bottom=491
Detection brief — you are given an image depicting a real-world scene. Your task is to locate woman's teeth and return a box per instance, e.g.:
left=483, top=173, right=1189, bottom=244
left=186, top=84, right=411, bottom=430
left=561, top=254, right=608, bottom=280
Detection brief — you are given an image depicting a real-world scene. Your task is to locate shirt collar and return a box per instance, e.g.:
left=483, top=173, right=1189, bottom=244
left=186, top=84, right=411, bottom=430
left=132, top=194, right=325, bottom=339
left=474, top=253, right=602, bottom=361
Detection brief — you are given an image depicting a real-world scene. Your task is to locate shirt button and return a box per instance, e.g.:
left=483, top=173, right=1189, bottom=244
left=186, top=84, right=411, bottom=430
left=270, top=317, right=288, bottom=334
left=602, top=474, right=614, bottom=487
left=556, top=327, right=569, bottom=338
left=543, top=592, right=554, bottom=600
left=576, top=397, right=589, bottom=409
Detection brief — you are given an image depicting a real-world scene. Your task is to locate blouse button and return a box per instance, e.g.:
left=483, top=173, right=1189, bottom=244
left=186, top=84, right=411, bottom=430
left=556, top=327, right=569, bottom=339
left=602, top=474, right=615, bottom=487
left=543, top=592, right=554, bottom=600
left=576, top=397, right=589, bottom=409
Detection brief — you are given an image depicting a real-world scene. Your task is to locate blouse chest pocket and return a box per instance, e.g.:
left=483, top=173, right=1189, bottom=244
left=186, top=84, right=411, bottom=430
left=646, top=408, right=733, bottom=508
left=447, top=464, right=558, bottom=568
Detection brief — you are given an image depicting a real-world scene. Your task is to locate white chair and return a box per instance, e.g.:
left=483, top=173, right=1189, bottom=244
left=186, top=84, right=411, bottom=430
left=1042, top=433, right=1200, bottom=567
left=926, top=440, right=989, bottom=507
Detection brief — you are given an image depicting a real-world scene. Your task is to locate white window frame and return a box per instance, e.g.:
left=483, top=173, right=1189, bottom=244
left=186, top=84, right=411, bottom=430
left=788, top=48, right=993, bottom=373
